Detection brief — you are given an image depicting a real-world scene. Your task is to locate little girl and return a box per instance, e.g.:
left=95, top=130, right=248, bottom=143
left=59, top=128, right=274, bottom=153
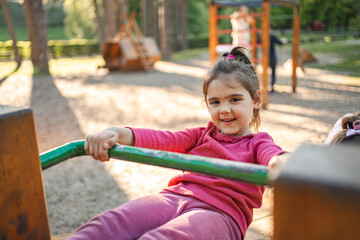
left=324, top=111, right=360, bottom=145
left=68, top=47, right=287, bottom=240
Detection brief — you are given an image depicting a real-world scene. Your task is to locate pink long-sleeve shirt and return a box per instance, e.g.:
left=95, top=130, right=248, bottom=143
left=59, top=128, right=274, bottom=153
left=128, top=121, right=285, bottom=236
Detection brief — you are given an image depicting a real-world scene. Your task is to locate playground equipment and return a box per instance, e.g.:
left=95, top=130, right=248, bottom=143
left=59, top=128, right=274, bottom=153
left=209, top=0, right=301, bottom=106
left=1, top=106, right=360, bottom=239
left=40, top=140, right=269, bottom=185
left=102, top=13, right=161, bottom=71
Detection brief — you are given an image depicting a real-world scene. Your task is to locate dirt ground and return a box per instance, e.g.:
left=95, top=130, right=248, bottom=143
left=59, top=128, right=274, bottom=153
left=1, top=42, right=359, bottom=238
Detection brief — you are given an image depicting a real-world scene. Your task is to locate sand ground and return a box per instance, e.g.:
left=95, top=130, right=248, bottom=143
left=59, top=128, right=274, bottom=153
left=1, top=42, right=359, bottom=239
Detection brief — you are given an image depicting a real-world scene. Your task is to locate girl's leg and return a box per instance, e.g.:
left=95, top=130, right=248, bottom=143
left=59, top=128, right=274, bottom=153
left=66, top=191, right=183, bottom=240
left=139, top=206, right=242, bottom=240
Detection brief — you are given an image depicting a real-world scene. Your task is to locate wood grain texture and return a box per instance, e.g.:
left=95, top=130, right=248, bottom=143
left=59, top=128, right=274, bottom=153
left=0, top=106, right=50, bottom=240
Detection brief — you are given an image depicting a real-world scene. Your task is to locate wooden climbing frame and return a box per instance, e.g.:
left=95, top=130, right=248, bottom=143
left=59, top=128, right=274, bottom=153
left=209, top=0, right=301, bottom=107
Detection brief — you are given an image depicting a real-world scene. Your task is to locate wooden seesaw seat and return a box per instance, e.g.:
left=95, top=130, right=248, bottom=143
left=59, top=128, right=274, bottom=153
left=1, top=105, right=360, bottom=239
left=0, top=106, right=50, bottom=239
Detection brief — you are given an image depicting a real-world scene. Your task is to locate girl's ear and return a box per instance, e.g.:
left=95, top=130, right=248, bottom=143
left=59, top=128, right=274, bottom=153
left=253, top=90, right=262, bottom=109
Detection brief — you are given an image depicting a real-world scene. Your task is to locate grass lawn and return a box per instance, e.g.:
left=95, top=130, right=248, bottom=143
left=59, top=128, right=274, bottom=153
left=0, top=25, right=67, bottom=42
left=299, top=41, right=360, bottom=77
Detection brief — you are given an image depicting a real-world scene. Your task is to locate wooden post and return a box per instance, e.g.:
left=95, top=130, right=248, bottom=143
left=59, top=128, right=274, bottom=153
left=274, top=144, right=360, bottom=239
left=261, top=0, right=270, bottom=108
left=158, top=0, right=172, bottom=60
left=140, top=0, right=147, bottom=36
left=292, top=6, right=300, bottom=93
left=0, top=106, right=50, bottom=240
left=209, top=2, right=218, bottom=63
left=251, top=10, right=258, bottom=67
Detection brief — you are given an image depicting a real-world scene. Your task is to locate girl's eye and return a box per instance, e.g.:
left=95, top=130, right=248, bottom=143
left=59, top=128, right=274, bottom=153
left=209, top=100, right=220, bottom=105
left=231, top=98, right=241, bottom=102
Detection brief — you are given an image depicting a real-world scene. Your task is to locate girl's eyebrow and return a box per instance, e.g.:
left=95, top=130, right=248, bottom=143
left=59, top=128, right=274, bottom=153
left=207, top=94, right=244, bottom=101
left=229, top=94, right=244, bottom=97
left=207, top=97, right=218, bottom=101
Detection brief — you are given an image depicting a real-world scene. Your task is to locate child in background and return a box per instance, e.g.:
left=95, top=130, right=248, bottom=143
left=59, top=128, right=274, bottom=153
left=324, top=112, right=360, bottom=145
left=67, top=47, right=287, bottom=240
left=230, top=5, right=253, bottom=49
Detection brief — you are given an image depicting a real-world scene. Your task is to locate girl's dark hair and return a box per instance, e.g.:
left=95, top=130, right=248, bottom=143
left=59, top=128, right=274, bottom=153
left=331, top=112, right=360, bottom=145
left=202, top=47, right=261, bottom=132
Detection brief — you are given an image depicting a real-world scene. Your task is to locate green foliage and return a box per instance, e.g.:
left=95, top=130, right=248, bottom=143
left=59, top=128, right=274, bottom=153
left=45, top=0, right=66, bottom=26
left=0, top=1, right=25, bottom=26
left=64, top=0, right=97, bottom=39
left=301, top=0, right=359, bottom=31
left=0, top=1, right=66, bottom=27
left=0, top=39, right=99, bottom=59
left=188, top=0, right=208, bottom=38
left=48, top=39, right=99, bottom=58
left=0, top=40, right=30, bottom=59
left=270, top=6, right=293, bottom=29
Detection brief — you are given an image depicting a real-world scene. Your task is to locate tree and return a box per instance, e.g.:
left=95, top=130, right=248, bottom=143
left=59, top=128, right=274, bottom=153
left=158, top=0, right=171, bottom=59
left=24, top=0, right=49, bottom=74
left=102, top=0, right=117, bottom=38
left=301, top=0, right=359, bottom=31
left=92, top=0, right=105, bottom=52
left=64, top=0, right=97, bottom=39
left=1, top=0, right=22, bottom=69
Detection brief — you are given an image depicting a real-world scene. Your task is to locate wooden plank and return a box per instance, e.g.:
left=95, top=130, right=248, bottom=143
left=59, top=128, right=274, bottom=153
left=292, top=6, right=300, bottom=93
left=274, top=144, right=360, bottom=240
left=261, top=0, right=270, bottom=108
left=209, top=2, right=218, bottom=62
left=251, top=10, right=258, bottom=66
left=0, top=106, right=50, bottom=240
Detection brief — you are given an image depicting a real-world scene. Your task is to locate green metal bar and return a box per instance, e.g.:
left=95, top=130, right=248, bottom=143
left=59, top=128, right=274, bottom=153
left=40, top=140, right=271, bottom=185
left=40, top=140, right=87, bottom=170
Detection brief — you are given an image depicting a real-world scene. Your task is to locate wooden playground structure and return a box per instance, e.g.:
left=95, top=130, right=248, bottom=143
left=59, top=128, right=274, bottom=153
left=209, top=0, right=301, bottom=106
left=102, top=13, right=161, bottom=71
left=1, top=106, right=360, bottom=239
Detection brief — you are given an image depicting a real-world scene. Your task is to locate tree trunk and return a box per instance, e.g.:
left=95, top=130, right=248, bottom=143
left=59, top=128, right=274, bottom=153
left=23, top=0, right=49, bottom=74
left=92, top=0, right=105, bottom=53
left=158, top=0, right=171, bottom=59
left=1, top=0, right=22, bottom=69
left=103, top=0, right=117, bottom=39
left=150, top=0, right=159, bottom=44
left=140, top=0, right=147, bottom=35
left=117, top=0, right=128, bottom=26
left=181, top=0, right=188, bottom=50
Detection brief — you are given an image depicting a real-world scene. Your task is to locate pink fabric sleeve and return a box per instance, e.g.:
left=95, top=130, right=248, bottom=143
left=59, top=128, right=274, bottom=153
left=253, top=132, right=286, bottom=166
left=126, top=127, right=203, bottom=153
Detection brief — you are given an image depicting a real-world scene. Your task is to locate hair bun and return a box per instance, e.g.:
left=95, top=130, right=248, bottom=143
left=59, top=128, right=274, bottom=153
left=341, top=112, right=360, bottom=129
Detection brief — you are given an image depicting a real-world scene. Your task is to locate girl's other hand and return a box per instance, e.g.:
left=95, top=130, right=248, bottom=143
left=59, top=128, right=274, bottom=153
left=268, top=153, right=289, bottom=179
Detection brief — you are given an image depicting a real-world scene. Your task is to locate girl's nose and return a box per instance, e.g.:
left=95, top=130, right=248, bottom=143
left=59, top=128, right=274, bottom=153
left=220, top=103, right=231, bottom=114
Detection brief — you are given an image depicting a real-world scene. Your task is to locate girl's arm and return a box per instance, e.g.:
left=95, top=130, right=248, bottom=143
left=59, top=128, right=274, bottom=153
left=268, top=153, right=290, bottom=175
left=84, top=127, right=135, bottom=162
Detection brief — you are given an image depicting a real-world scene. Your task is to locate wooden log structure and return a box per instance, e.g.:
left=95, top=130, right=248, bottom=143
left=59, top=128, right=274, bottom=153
left=274, top=144, right=360, bottom=239
left=102, top=13, right=161, bottom=71
left=102, top=37, right=161, bottom=71
left=0, top=106, right=51, bottom=240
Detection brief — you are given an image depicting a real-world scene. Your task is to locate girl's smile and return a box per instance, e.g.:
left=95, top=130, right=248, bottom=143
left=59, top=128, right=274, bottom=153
left=206, top=78, right=261, bottom=137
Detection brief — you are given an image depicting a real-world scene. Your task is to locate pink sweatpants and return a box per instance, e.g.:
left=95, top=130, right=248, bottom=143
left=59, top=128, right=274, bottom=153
left=66, top=190, right=242, bottom=240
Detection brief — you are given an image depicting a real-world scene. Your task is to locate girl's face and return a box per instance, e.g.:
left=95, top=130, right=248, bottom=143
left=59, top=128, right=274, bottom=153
left=206, top=78, right=261, bottom=137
